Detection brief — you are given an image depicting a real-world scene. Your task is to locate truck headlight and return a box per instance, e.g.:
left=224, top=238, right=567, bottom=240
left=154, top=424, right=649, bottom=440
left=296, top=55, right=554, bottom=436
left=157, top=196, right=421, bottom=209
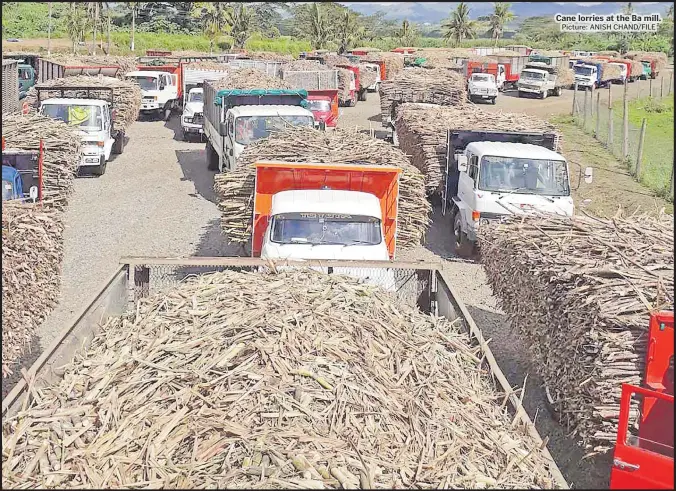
left=184, top=117, right=193, bottom=123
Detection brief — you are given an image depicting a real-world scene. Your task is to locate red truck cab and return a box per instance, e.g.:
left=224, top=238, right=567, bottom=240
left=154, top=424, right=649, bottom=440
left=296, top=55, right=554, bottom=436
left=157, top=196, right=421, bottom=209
left=307, top=89, right=339, bottom=128
left=336, top=64, right=364, bottom=105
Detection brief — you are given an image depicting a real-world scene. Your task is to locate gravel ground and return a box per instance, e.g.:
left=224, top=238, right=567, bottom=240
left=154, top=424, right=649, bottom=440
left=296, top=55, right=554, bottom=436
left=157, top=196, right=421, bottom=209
left=7, top=91, right=612, bottom=487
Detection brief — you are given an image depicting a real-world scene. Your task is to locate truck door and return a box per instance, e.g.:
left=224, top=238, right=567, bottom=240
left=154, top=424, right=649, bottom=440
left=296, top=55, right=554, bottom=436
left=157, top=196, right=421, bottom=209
left=497, top=64, right=506, bottom=88
left=102, top=106, right=114, bottom=160
left=223, top=113, right=235, bottom=172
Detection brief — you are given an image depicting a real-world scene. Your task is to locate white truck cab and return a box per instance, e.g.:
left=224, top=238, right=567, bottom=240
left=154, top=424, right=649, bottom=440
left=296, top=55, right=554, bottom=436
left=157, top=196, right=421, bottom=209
left=40, top=98, right=119, bottom=176
left=448, top=140, right=586, bottom=257
left=467, top=73, right=498, bottom=104
left=211, top=105, right=314, bottom=172
left=362, top=62, right=382, bottom=92
left=181, top=87, right=204, bottom=140
left=126, top=70, right=178, bottom=121
left=517, top=65, right=561, bottom=99
left=573, top=63, right=598, bottom=89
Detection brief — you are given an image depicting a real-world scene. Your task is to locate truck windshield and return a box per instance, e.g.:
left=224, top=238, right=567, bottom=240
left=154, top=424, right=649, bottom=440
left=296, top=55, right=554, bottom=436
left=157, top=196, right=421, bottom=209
left=41, top=104, right=103, bottom=131
left=270, top=213, right=382, bottom=246
left=128, top=76, right=158, bottom=91
left=478, top=156, right=570, bottom=196
left=2, top=180, right=16, bottom=201
left=189, top=91, right=203, bottom=103
left=472, top=74, right=494, bottom=83
left=575, top=66, right=593, bottom=76
left=521, top=71, right=544, bottom=81
left=307, top=100, right=331, bottom=112
left=235, top=115, right=313, bottom=145
left=18, top=68, right=32, bottom=80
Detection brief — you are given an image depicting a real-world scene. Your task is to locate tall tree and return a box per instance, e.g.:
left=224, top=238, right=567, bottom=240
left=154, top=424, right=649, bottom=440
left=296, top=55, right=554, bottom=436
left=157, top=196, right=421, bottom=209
left=64, top=3, right=91, bottom=53
left=125, top=2, right=147, bottom=52
left=227, top=3, right=253, bottom=49
left=489, top=3, right=514, bottom=45
left=294, top=2, right=331, bottom=50
left=336, top=10, right=362, bottom=54
left=442, top=2, right=477, bottom=47
left=397, top=20, right=418, bottom=47
left=192, top=2, right=230, bottom=53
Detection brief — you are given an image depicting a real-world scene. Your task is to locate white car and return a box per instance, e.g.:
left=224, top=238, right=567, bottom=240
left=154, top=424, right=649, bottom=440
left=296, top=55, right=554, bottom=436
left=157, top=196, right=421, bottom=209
left=467, top=73, right=498, bottom=104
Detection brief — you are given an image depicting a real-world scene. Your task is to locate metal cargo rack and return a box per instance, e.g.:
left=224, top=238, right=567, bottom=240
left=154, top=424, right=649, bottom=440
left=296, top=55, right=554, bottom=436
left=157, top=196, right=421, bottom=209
left=35, top=85, right=115, bottom=106
left=0, top=256, right=568, bottom=489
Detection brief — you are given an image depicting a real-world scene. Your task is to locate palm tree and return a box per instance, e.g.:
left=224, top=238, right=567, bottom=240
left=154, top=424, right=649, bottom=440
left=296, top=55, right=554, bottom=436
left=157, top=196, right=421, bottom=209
left=442, top=3, right=478, bottom=47
left=307, top=3, right=331, bottom=50
left=397, top=20, right=418, bottom=47
left=86, top=2, right=113, bottom=55
left=192, top=2, right=230, bottom=53
left=622, top=2, right=633, bottom=15
left=64, top=3, right=91, bottom=53
left=227, top=4, right=253, bottom=49
left=666, top=4, right=673, bottom=20
left=124, top=2, right=146, bottom=53
left=336, top=10, right=362, bottom=54
left=489, top=3, right=514, bottom=45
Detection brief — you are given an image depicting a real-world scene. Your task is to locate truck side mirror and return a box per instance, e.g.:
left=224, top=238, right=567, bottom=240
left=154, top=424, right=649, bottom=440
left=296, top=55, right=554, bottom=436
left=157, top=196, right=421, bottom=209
left=28, top=186, right=38, bottom=202
left=319, top=120, right=326, bottom=131
left=220, top=122, right=228, bottom=135
left=584, top=166, right=593, bottom=184
left=457, top=155, right=468, bottom=172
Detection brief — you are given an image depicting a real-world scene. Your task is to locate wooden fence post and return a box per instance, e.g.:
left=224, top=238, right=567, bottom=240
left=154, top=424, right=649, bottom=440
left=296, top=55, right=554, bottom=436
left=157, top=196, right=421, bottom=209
left=609, top=107, right=614, bottom=148
left=583, top=89, right=588, bottom=129
left=571, top=83, right=578, bottom=116
left=595, top=92, right=601, bottom=138
left=590, top=86, right=594, bottom=116
left=635, top=118, right=647, bottom=179
left=661, top=76, right=664, bottom=98
left=622, top=80, right=629, bottom=160
left=649, top=77, right=653, bottom=98
left=671, top=164, right=674, bottom=201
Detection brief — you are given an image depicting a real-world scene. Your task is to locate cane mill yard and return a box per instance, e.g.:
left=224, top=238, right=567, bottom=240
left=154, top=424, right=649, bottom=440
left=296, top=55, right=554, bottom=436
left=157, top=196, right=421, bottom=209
left=3, top=73, right=673, bottom=488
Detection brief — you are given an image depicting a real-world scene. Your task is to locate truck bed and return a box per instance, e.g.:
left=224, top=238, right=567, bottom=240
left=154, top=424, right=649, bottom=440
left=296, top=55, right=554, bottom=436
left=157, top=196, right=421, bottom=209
left=1, top=256, right=567, bottom=488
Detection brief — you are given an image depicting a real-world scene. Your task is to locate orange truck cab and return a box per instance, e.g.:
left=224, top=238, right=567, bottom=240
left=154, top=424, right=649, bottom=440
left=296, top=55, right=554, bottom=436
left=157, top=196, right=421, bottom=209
left=610, top=311, right=674, bottom=489
left=252, top=161, right=400, bottom=265
left=306, top=89, right=339, bottom=128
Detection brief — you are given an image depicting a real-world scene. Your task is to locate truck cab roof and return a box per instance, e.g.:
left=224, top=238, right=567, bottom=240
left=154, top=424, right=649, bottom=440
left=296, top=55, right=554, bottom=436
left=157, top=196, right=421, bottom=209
left=41, top=98, right=108, bottom=107
left=228, top=105, right=314, bottom=118
left=466, top=142, right=565, bottom=161
left=271, top=190, right=382, bottom=218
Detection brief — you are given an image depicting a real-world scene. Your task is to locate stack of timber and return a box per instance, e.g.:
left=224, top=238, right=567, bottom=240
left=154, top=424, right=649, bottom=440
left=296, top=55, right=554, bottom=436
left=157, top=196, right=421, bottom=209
left=379, top=68, right=467, bottom=124
left=23, top=75, right=142, bottom=130
left=214, top=126, right=430, bottom=248
left=394, top=103, right=559, bottom=194
left=478, top=212, right=674, bottom=454
left=1, top=202, right=64, bottom=378
left=2, top=268, right=560, bottom=489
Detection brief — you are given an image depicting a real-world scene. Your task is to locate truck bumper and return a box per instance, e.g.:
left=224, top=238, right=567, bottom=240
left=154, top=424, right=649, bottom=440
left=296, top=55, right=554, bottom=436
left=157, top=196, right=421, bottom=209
left=141, top=102, right=161, bottom=111
left=470, top=93, right=497, bottom=99
left=182, top=124, right=203, bottom=134
left=80, top=154, right=104, bottom=167
left=517, top=87, right=542, bottom=94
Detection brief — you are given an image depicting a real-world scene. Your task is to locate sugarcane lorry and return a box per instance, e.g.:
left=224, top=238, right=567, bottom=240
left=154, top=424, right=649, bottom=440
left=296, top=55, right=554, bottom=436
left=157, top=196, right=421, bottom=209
left=1, top=138, right=42, bottom=202
left=203, top=85, right=315, bottom=173
left=180, top=65, right=230, bottom=141
left=36, top=86, right=125, bottom=176
left=126, top=58, right=184, bottom=121
left=517, top=63, right=564, bottom=99
left=442, top=130, right=593, bottom=257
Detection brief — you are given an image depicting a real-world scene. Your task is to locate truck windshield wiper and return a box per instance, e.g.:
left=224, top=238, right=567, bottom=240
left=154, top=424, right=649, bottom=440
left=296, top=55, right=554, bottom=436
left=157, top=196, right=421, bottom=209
left=496, top=187, right=529, bottom=199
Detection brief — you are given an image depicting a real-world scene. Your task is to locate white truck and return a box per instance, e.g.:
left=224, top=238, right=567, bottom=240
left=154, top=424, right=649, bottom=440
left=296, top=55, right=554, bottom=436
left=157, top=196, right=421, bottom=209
left=467, top=73, right=498, bottom=104
left=442, top=130, right=592, bottom=257
left=203, top=86, right=315, bottom=173
left=37, top=87, right=124, bottom=176
left=517, top=63, right=563, bottom=99
left=181, top=66, right=230, bottom=141
left=126, top=69, right=180, bottom=121
left=361, top=62, right=382, bottom=92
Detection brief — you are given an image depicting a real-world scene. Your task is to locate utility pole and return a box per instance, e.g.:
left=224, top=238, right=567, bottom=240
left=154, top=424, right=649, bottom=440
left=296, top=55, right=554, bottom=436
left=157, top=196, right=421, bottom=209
left=47, top=2, right=53, bottom=56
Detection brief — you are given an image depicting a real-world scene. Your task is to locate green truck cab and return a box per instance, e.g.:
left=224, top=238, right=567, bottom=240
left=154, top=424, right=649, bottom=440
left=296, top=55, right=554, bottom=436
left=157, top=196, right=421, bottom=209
left=641, top=61, right=652, bottom=80
left=18, top=64, right=36, bottom=99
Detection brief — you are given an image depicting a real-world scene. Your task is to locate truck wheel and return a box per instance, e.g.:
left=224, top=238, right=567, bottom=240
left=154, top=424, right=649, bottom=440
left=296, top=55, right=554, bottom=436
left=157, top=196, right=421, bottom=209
left=491, top=97, right=496, bottom=105
left=94, top=157, right=107, bottom=176
left=453, top=212, right=475, bottom=258
left=554, top=86, right=562, bottom=96
left=348, top=96, right=357, bottom=107
left=206, top=142, right=219, bottom=171
left=164, top=107, right=172, bottom=121
left=358, top=90, right=367, bottom=102
left=540, top=90, right=547, bottom=99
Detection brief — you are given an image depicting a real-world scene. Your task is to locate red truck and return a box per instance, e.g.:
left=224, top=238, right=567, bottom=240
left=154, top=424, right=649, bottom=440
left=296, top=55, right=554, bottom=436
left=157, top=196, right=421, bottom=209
left=307, top=89, right=339, bottom=129
left=337, top=64, right=366, bottom=105
left=130, top=58, right=185, bottom=118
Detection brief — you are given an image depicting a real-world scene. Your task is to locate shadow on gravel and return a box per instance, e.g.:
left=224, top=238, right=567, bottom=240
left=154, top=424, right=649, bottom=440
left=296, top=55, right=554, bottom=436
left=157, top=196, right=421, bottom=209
left=367, top=113, right=382, bottom=123
left=2, top=334, right=41, bottom=400
left=423, top=200, right=474, bottom=264
left=165, top=115, right=186, bottom=142
left=175, top=149, right=218, bottom=204
left=466, top=304, right=613, bottom=489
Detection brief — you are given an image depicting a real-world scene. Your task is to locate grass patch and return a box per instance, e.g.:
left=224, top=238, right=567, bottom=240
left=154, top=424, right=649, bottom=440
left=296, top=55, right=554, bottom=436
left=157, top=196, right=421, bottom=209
left=551, top=115, right=673, bottom=216
left=619, top=96, right=674, bottom=199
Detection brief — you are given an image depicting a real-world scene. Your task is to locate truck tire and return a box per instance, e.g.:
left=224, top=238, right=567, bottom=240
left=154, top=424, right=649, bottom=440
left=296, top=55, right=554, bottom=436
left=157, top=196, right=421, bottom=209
left=453, top=212, right=475, bottom=258
left=540, top=90, right=547, bottom=99
left=112, top=132, right=125, bottom=155
left=490, top=97, right=496, bottom=105
left=554, top=86, right=562, bottom=96
left=348, top=96, right=357, bottom=107
left=206, top=142, right=219, bottom=171
left=358, top=90, right=367, bottom=102
left=94, top=156, right=107, bottom=176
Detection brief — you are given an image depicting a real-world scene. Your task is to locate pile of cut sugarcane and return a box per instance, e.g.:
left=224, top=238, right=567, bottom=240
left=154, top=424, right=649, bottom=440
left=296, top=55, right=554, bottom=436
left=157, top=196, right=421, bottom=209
left=1, top=202, right=65, bottom=378
left=23, top=75, right=142, bottom=130
left=210, top=68, right=292, bottom=91
left=41, top=55, right=138, bottom=80
left=1, top=113, right=82, bottom=208
left=282, top=61, right=352, bottom=102
left=2, top=268, right=561, bottom=489
left=247, top=51, right=294, bottom=62
left=379, top=68, right=467, bottom=124
left=478, top=212, right=674, bottom=454
left=214, top=126, right=430, bottom=248
left=361, top=52, right=405, bottom=78
left=625, top=51, right=668, bottom=72
left=394, top=103, right=560, bottom=194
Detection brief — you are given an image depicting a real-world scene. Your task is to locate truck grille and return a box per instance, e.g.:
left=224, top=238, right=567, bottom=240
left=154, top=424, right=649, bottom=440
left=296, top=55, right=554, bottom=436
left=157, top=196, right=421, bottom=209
left=192, top=112, right=203, bottom=125
left=143, top=96, right=155, bottom=102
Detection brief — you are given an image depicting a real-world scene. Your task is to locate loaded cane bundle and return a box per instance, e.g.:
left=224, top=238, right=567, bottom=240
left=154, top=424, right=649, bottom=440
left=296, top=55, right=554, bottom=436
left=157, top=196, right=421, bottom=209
left=214, top=126, right=430, bottom=248
left=1, top=113, right=82, bottom=208
left=625, top=51, right=668, bottom=72
left=478, top=212, right=674, bottom=453
left=23, top=75, right=142, bottom=130
left=42, top=55, right=138, bottom=81
left=210, top=69, right=293, bottom=91
left=1, top=202, right=65, bottom=378
left=394, top=103, right=560, bottom=194
left=379, top=68, right=467, bottom=124
left=282, top=61, right=352, bottom=102
left=2, top=268, right=560, bottom=489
